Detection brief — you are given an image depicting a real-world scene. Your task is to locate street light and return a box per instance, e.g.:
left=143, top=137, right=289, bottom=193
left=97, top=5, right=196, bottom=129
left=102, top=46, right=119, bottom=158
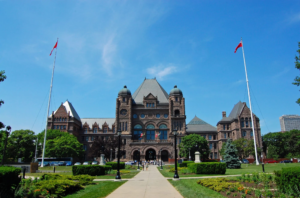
left=34, top=137, right=38, bottom=162
left=189, top=147, right=191, bottom=161
left=115, top=129, right=122, bottom=181
left=137, top=149, right=140, bottom=171
left=110, top=148, right=112, bottom=161
left=261, top=145, right=265, bottom=173
left=173, top=128, right=179, bottom=180
left=1, top=126, right=11, bottom=165
left=160, top=149, right=163, bottom=170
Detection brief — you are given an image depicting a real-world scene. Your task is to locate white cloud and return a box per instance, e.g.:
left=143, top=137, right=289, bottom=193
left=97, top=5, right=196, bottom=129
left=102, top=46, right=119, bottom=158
left=101, top=35, right=117, bottom=76
left=288, top=12, right=300, bottom=24
left=147, top=64, right=178, bottom=80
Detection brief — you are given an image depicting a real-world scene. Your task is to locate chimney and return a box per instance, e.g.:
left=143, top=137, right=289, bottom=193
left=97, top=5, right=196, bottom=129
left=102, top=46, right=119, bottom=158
left=222, top=111, right=226, bottom=118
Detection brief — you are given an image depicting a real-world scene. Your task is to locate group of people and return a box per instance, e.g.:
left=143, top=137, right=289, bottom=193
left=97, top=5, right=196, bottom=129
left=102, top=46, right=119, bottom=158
left=135, top=160, right=163, bottom=171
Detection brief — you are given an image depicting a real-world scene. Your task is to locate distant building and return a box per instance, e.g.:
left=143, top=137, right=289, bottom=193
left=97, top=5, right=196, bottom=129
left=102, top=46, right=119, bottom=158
left=47, top=78, right=262, bottom=161
left=279, top=115, right=300, bottom=132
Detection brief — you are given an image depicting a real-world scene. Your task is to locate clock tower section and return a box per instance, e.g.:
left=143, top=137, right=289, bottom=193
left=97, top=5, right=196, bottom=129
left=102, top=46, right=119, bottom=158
left=116, top=85, right=132, bottom=135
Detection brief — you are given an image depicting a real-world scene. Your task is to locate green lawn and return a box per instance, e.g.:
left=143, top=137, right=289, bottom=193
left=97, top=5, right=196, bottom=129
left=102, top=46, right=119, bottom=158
left=160, top=163, right=300, bottom=178
left=63, top=181, right=126, bottom=198
left=169, top=179, right=225, bottom=198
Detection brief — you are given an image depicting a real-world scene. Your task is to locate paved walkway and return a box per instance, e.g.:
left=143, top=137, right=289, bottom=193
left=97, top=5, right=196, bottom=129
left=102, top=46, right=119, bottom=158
left=106, top=165, right=183, bottom=198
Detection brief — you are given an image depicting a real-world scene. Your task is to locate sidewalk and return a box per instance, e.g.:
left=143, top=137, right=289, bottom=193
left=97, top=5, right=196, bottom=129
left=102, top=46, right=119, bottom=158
left=106, top=165, right=183, bottom=198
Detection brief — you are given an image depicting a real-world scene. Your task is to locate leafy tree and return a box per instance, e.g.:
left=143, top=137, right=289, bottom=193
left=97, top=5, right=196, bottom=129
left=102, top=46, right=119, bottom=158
left=263, top=132, right=289, bottom=158
left=179, top=134, right=209, bottom=161
left=292, top=42, right=300, bottom=104
left=0, top=70, right=9, bottom=129
left=285, top=129, right=300, bottom=158
left=232, top=138, right=261, bottom=160
left=5, top=130, right=36, bottom=162
left=88, top=137, right=123, bottom=161
left=46, top=134, right=84, bottom=158
left=223, top=139, right=241, bottom=169
left=219, top=142, right=226, bottom=159
left=267, top=145, right=279, bottom=160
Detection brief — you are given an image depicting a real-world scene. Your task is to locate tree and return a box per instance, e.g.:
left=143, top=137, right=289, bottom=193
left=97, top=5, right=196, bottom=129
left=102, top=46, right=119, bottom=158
left=179, top=134, right=209, bottom=161
left=223, top=139, right=241, bottom=169
left=88, top=137, right=123, bottom=161
left=232, top=138, right=248, bottom=160
left=267, top=145, right=279, bottom=160
left=263, top=132, right=289, bottom=158
left=46, top=134, right=84, bottom=158
left=293, top=42, right=300, bottom=104
left=219, top=142, right=226, bottom=159
left=0, top=71, right=9, bottom=129
left=5, top=130, right=36, bottom=162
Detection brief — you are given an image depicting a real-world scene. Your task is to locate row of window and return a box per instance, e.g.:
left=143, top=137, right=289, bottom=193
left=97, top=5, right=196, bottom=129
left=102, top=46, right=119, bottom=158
left=82, top=136, right=127, bottom=144
left=209, top=143, right=217, bottom=150
left=121, top=122, right=127, bottom=131
left=133, top=113, right=169, bottom=119
left=54, top=118, right=67, bottom=122
left=53, top=125, right=66, bottom=130
left=146, top=103, right=155, bottom=108
left=202, top=135, right=217, bottom=140
left=133, top=124, right=168, bottom=130
left=223, top=124, right=230, bottom=130
left=173, top=121, right=183, bottom=130
left=84, top=127, right=113, bottom=134
left=210, top=152, right=218, bottom=159
left=241, top=118, right=252, bottom=128
left=242, top=131, right=253, bottom=137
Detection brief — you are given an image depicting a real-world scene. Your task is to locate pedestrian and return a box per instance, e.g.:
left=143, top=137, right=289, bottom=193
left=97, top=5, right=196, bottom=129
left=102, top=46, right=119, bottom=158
left=146, top=163, right=149, bottom=171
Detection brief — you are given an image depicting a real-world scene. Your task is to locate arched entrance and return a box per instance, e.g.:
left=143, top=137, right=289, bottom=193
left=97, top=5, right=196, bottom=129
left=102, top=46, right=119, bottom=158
left=145, top=149, right=156, bottom=161
left=133, top=150, right=140, bottom=161
left=161, top=150, right=168, bottom=162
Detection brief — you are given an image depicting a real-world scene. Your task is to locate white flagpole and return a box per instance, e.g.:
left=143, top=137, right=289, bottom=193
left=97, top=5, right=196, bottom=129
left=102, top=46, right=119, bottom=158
left=41, top=38, right=58, bottom=167
left=241, top=38, right=259, bottom=165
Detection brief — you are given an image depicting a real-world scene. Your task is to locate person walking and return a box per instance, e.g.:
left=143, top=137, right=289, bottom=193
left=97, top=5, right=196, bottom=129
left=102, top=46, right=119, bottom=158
left=146, top=163, right=149, bottom=171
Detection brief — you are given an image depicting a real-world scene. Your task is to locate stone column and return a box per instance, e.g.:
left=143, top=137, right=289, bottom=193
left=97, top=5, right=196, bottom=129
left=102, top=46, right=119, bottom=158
left=194, top=151, right=201, bottom=163
left=100, top=154, right=106, bottom=165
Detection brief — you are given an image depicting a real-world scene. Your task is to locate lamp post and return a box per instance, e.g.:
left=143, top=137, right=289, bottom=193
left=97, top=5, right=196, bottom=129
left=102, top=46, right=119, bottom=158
left=1, top=126, right=11, bottom=165
left=173, top=128, right=179, bottom=180
left=115, top=129, right=122, bottom=181
left=137, top=149, right=140, bottom=170
left=110, top=148, right=112, bottom=161
left=189, top=147, right=191, bottom=161
left=34, top=137, right=38, bottom=162
left=160, top=149, right=163, bottom=170
left=261, top=145, right=265, bottom=173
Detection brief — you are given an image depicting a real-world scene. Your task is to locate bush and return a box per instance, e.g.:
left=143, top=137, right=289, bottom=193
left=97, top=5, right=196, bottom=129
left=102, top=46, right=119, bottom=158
left=197, top=178, right=243, bottom=192
left=106, top=162, right=125, bottom=169
left=275, top=167, right=300, bottom=197
left=187, top=162, right=226, bottom=174
left=0, top=166, right=21, bottom=197
left=72, top=165, right=107, bottom=176
left=178, top=161, right=194, bottom=167
left=103, top=165, right=112, bottom=174
left=40, top=174, right=95, bottom=185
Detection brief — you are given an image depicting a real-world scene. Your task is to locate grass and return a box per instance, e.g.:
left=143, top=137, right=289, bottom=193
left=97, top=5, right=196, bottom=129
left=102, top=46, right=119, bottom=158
left=159, top=163, right=300, bottom=178
left=95, top=170, right=140, bottom=179
left=168, top=179, right=225, bottom=198
left=63, top=181, right=126, bottom=198
left=39, top=166, right=72, bottom=172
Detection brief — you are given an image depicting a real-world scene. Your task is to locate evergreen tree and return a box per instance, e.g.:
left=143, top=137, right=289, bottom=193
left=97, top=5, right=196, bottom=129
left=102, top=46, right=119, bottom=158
left=223, top=139, right=241, bottom=169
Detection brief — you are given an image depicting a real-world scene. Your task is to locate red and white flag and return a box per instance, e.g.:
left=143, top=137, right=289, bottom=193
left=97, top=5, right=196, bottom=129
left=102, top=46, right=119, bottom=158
left=140, top=133, right=144, bottom=138
left=234, top=41, right=243, bottom=53
left=49, top=41, right=58, bottom=56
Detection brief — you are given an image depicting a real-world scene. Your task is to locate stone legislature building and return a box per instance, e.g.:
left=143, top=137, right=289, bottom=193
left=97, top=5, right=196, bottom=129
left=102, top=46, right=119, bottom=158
left=47, top=78, right=262, bottom=162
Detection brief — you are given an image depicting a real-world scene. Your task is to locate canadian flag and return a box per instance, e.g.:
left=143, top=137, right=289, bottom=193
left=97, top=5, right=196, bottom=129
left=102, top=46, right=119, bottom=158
left=50, top=41, right=58, bottom=56
left=140, top=133, right=144, bottom=138
left=234, top=41, right=243, bottom=53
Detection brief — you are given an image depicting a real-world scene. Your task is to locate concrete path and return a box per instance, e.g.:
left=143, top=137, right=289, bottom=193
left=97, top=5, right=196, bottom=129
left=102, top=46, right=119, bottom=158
left=106, top=165, right=183, bottom=198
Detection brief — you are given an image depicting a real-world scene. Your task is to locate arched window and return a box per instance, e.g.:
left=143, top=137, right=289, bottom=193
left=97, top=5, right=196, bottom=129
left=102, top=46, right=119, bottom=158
left=134, top=124, right=142, bottom=129
left=159, top=124, right=167, bottom=129
left=146, top=124, right=155, bottom=129
left=174, top=110, right=180, bottom=117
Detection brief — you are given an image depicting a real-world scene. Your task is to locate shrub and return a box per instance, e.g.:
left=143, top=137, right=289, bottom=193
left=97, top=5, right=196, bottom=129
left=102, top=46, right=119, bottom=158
left=40, top=174, right=95, bottom=185
left=0, top=166, right=22, bottom=197
left=120, top=170, right=130, bottom=174
left=187, top=162, right=226, bottom=174
left=178, top=161, right=194, bottom=167
left=106, top=162, right=125, bottom=169
left=275, top=167, right=300, bottom=197
left=197, top=178, right=243, bottom=192
left=103, top=165, right=112, bottom=174
left=72, top=165, right=106, bottom=176
left=169, top=167, right=184, bottom=172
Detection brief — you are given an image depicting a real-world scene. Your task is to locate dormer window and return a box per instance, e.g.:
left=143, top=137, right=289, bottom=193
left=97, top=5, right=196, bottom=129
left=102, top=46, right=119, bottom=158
left=84, top=128, right=88, bottom=134
left=123, top=97, right=125, bottom=102
left=93, top=128, right=97, bottom=133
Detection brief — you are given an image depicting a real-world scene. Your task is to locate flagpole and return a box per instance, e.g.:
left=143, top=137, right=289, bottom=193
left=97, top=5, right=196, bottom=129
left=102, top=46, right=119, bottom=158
left=41, top=38, right=58, bottom=167
left=241, top=38, right=259, bottom=165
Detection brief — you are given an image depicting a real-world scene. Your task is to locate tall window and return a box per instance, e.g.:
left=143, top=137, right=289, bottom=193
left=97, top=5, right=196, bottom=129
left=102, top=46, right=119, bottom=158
left=208, top=135, right=212, bottom=140
left=83, top=145, right=87, bottom=151
left=241, top=119, right=244, bottom=127
left=210, top=152, right=213, bottom=159
left=63, top=125, right=66, bottom=130
left=214, top=152, right=218, bottom=159
left=104, top=128, right=107, bottom=133
left=152, top=103, right=154, bottom=107
left=213, top=135, right=216, bottom=140
left=123, top=139, right=126, bottom=145
left=146, top=124, right=155, bottom=140
left=159, top=124, right=168, bottom=140
left=223, top=124, right=226, bottom=130
left=249, top=119, right=252, bottom=127
left=214, top=143, right=217, bottom=149
left=209, top=143, right=213, bottom=149
left=93, top=128, right=97, bottom=133
left=250, top=131, right=253, bottom=137
left=246, top=118, right=249, bottom=127
left=85, top=136, right=89, bottom=142
left=224, top=133, right=227, bottom=139
left=125, top=122, right=127, bottom=131
left=91, top=136, right=95, bottom=141
left=175, top=97, right=178, bottom=101
left=134, top=124, right=143, bottom=140
left=122, top=97, right=125, bottom=102
left=84, top=128, right=88, bottom=134
left=242, top=131, right=247, bottom=137
left=228, top=133, right=230, bottom=138
left=202, top=135, right=206, bottom=139
left=227, top=124, right=229, bottom=130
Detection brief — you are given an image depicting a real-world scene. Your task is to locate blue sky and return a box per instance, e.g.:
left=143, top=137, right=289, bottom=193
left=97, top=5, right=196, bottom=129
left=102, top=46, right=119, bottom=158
left=1, top=1, right=300, bottom=135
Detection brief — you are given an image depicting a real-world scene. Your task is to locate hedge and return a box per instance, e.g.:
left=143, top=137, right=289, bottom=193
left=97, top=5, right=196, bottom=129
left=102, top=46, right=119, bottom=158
left=178, top=161, right=194, bottom=167
left=187, top=162, right=226, bottom=174
left=72, top=165, right=109, bottom=176
left=274, top=167, right=300, bottom=197
left=0, top=166, right=22, bottom=197
left=106, top=162, right=125, bottom=170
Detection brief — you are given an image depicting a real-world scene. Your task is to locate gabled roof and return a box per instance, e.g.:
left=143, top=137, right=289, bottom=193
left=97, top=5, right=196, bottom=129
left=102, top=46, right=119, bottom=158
left=132, top=79, right=169, bottom=104
left=81, top=118, right=115, bottom=129
left=53, top=100, right=81, bottom=121
left=186, top=116, right=217, bottom=132
left=228, top=101, right=244, bottom=119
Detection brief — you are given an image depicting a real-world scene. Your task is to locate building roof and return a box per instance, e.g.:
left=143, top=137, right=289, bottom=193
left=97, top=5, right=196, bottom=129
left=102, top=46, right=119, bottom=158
left=53, top=100, right=81, bottom=121
left=186, top=116, right=217, bottom=132
left=118, top=85, right=131, bottom=96
left=169, top=85, right=183, bottom=96
left=132, top=78, right=169, bottom=104
left=228, top=101, right=244, bottom=119
left=81, top=118, right=115, bottom=128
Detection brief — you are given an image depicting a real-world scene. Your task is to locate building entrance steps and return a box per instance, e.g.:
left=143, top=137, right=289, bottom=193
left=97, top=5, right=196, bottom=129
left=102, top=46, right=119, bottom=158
left=106, top=165, right=183, bottom=198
